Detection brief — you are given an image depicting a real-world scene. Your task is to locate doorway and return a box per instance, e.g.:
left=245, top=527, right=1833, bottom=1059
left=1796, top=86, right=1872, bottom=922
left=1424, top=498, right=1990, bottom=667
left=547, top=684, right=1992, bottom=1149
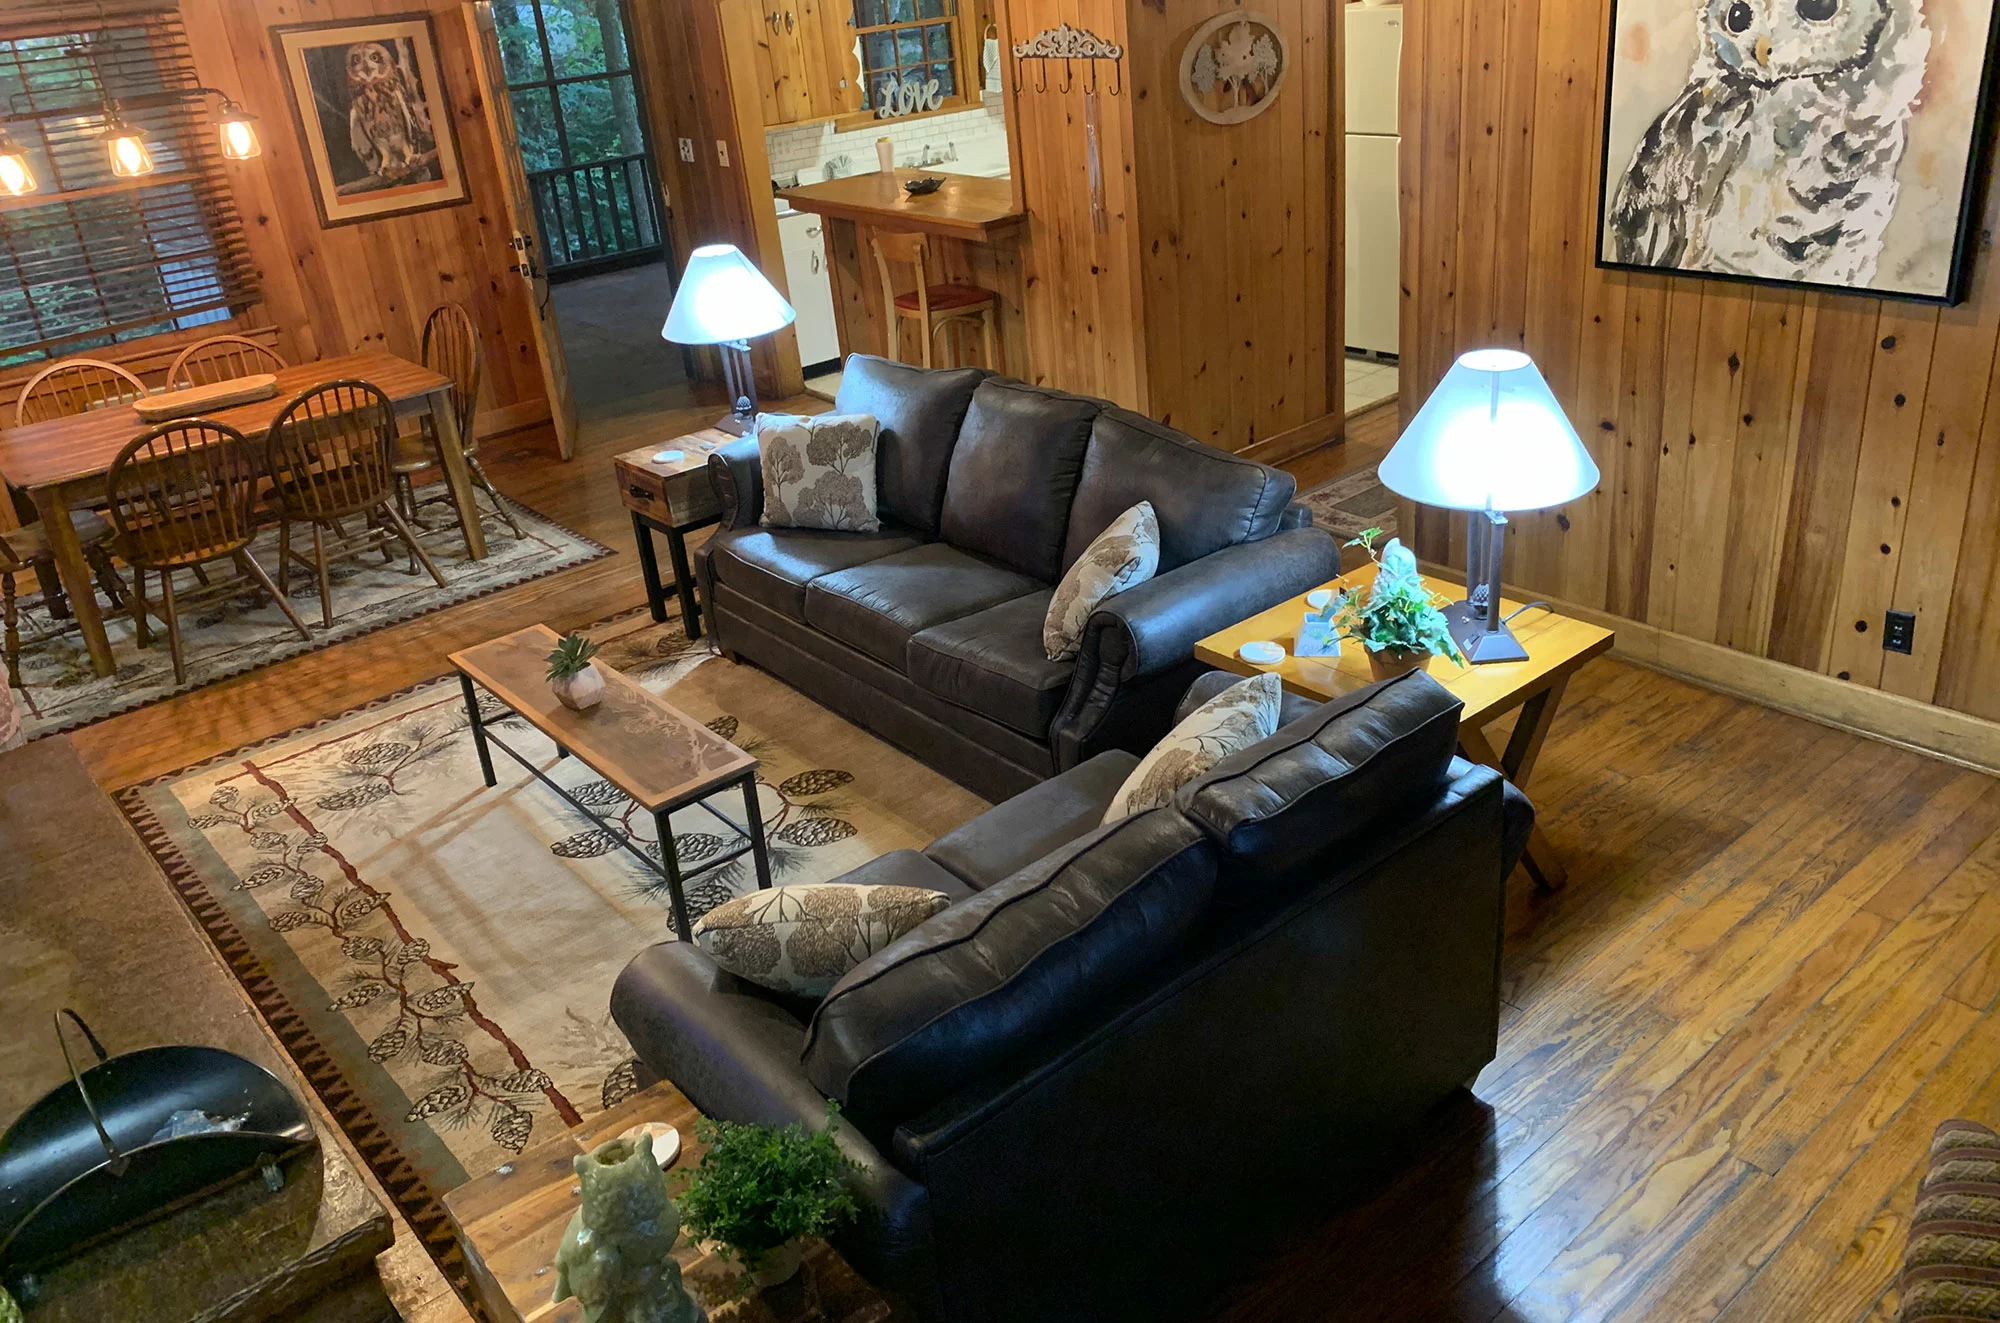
left=488, top=0, right=690, bottom=430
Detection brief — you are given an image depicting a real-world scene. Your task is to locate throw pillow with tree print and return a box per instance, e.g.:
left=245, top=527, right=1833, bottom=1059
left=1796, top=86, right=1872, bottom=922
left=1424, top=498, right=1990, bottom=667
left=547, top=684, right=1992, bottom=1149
left=755, top=413, right=882, bottom=532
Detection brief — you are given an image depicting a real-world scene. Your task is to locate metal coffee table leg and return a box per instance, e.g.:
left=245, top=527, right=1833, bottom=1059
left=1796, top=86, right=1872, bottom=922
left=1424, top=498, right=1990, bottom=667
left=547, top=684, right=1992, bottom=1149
left=459, top=673, right=495, bottom=788
left=739, top=772, right=773, bottom=891
left=653, top=807, right=694, bottom=942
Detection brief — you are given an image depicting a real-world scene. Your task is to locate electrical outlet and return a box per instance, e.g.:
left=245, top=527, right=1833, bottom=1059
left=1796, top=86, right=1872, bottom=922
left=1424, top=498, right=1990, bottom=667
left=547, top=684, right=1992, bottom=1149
left=1883, top=609, right=1916, bottom=655
left=677, top=137, right=695, bottom=163
left=716, top=140, right=731, bottom=167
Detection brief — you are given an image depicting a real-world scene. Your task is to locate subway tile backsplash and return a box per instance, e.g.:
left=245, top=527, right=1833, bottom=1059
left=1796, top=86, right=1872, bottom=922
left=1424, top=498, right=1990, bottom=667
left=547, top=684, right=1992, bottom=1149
left=766, top=101, right=1009, bottom=187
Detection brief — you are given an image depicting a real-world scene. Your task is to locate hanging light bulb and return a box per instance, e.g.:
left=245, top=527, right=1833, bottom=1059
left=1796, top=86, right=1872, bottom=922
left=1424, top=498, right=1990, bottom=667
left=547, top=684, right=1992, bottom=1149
left=215, top=99, right=260, bottom=161
left=0, top=127, right=35, bottom=197
left=101, top=113, right=154, bottom=178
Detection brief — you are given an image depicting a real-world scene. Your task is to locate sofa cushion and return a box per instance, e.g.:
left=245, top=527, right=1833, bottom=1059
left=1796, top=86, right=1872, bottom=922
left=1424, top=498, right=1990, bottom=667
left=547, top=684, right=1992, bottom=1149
left=805, top=542, right=1045, bottom=671
left=1062, top=409, right=1298, bottom=574
left=939, top=379, right=1103, bottom=582
left=924, top=749, right=1140, bottom=891
left=1174, top=670, right=1464, bottom=890
left=693, top=879, right=954, bottom=998
left=803, top=809, right=1216, bottom=1136
left=756, top=412, right=881, bottom=532
left=1104, top=672, right=1283, bottom=823
left=705, top=524, right=922, bottom=620
left=1045, top=500, right=1159, bottom=661
left=908, top=590, right=1074, bottom=737
left=834, top=354, right=987, bottom=534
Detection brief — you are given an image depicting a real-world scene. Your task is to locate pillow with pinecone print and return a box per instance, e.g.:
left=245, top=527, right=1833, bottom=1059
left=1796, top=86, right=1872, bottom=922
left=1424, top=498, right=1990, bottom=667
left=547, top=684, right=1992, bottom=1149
left=1044, top=500, right=1160, bottom=661
left=692, top=882, right=951, bottom=997
left=1102, top=672, right=1283, bottom=824
left=755, top=412, right=882, bottom=533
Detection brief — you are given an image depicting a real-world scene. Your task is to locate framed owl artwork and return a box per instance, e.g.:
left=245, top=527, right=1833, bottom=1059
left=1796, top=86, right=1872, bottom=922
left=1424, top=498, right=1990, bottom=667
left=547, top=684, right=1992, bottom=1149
left=1597, top=0, right=2000, bottom=303
left=272, top=15, right=470, bottom=228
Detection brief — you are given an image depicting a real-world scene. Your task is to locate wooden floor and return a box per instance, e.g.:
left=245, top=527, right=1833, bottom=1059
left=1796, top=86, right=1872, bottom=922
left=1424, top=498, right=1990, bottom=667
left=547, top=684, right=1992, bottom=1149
left=64, top=391, right=1995, bottom=1321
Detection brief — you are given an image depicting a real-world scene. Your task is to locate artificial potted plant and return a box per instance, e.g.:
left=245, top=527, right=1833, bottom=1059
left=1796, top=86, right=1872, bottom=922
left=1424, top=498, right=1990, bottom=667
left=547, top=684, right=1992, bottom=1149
left=676, top=1105, right=859, bottom=1291
left=546, top=631, right=606, bottom=711
left=1332, top=527, right=1465, bottom=680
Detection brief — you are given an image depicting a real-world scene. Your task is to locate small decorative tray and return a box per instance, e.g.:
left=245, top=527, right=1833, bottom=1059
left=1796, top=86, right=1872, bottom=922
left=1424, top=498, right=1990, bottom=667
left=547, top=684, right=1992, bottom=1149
left=902, top=175, right=945, bottom=195
left=133, top=373, right=279, bottom=423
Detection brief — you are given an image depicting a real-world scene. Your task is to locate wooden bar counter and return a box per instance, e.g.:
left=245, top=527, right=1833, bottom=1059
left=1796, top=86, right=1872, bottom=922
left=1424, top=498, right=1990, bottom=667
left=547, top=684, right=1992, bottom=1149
left=779, top=168, right=1028, bottom=372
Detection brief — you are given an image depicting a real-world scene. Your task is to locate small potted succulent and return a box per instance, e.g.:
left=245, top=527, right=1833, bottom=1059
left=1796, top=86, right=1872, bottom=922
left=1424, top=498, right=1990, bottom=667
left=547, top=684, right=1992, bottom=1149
left=1332, top=527, right=1465, bottom=680
left=545, top=631, right=606, bottom=711
left=676, top=1104, right=859, bottom=1291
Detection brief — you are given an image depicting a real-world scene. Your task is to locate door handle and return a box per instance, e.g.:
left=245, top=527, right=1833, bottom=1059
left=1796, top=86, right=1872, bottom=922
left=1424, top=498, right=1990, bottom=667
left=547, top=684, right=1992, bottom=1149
left=785, top=10, right=795, bottom=31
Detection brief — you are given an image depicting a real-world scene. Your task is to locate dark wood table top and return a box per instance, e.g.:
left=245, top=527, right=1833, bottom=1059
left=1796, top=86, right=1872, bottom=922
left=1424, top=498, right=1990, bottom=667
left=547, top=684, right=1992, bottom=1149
left=779, top=168, right=1025, bottom=241
left=450, top=624, right=756, bottom=812
left=0, top=350, right=451, bottom=492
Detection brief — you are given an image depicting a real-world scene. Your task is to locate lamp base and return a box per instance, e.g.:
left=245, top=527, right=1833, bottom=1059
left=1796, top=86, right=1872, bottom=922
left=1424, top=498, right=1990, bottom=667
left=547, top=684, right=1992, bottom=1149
left=715, top=412, right=751, bottom=437
left=1442, top=599, right=1529, bottom=665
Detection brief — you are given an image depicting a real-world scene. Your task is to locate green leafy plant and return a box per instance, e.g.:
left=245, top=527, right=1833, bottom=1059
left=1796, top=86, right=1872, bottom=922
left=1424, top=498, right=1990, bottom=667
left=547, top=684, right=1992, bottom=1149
left=1331, top=527, right=1465, bottom=663
left=676, top=1103, right=860, bottom=1279
left=544, top=632, right=601, bottom=683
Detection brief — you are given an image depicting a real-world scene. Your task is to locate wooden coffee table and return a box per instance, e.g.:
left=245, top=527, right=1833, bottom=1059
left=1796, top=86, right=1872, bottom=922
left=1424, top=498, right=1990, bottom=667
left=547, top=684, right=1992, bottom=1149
left=449, top=625, right=773, bottom=939
left=443, top=1082, right=897, bottom=1323
left=1195, top=563, right=1613, bottom=890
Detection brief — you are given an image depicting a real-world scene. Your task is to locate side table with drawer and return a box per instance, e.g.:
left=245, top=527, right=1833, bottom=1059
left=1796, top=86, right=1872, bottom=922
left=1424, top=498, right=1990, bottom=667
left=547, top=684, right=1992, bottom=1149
left=615, top=429, right=732, bottom=640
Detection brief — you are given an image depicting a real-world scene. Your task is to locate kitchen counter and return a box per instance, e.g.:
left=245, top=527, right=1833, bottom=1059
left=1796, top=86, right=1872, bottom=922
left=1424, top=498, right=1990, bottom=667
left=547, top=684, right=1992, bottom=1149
left=779, top=167, right=1024, bottom=243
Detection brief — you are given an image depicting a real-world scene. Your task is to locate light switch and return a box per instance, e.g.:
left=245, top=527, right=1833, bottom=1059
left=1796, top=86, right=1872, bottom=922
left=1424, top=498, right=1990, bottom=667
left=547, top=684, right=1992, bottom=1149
left=716, top=140, right=731, bottom=167
left=677, top=137, right=695, bottom=162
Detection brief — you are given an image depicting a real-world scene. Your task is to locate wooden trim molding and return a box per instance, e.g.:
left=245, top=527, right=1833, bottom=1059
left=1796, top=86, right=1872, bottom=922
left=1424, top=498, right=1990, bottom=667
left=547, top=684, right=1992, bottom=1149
left=475, top=397, right=553, bottom=440
left=1433, top=563, right=2000, bottom=778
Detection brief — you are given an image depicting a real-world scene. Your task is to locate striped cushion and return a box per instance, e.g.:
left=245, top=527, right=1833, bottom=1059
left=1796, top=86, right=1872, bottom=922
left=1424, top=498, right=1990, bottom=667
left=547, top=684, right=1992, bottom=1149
left=1902, top=1120, right=2000, bottom=1321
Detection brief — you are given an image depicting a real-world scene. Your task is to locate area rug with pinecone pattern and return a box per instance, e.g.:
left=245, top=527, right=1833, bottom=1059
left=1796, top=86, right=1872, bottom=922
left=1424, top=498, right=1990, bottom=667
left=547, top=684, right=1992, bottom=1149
left=115, top=611, right=987, bottom=1300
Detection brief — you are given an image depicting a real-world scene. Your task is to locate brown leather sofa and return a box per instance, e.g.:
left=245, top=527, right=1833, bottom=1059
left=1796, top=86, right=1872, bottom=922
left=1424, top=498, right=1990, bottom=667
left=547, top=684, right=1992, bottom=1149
left=612, top=670, right=1533, bottom=1323
left=697, top=354, right=1341, bottom=801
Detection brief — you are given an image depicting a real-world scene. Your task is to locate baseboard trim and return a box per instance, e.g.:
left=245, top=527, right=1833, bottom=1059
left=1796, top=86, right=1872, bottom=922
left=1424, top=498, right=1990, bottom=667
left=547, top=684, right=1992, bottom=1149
left=1439, top=569, right=2000, bottom=777
left=476, top=398, right=552, bottom=439
left=1241, top=411, right=1344, bottom=465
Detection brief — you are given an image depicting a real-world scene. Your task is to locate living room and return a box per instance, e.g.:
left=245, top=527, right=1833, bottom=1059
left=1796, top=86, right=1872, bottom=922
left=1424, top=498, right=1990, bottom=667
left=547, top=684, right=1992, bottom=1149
left=4, top=0, right=1999, bottom=1320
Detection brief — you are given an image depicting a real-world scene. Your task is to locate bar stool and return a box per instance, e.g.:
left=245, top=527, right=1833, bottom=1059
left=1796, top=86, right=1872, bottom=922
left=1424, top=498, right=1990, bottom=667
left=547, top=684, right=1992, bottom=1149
left=870, top=232, right=1002, bottom=371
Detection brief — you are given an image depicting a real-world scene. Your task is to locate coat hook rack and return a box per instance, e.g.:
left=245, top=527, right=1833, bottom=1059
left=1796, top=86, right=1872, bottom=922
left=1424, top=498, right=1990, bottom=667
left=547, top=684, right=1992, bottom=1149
left=1011, top=23, right=1124, bottom=96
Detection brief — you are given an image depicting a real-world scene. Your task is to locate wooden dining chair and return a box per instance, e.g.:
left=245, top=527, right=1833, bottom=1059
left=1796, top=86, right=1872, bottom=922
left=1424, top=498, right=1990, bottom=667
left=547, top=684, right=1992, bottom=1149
left=265, top=379, right=446, bottom=628
left=0, top=506, right=129, bottom=714
left=166, top=335, right=289, bottom=389
left=14, top=358, right=148, bottom=426
left=870, top=233, right=1002, bottom=371
left=106, top=419, right=308, bottom=685
left=391, top=302, right=525, bottom=544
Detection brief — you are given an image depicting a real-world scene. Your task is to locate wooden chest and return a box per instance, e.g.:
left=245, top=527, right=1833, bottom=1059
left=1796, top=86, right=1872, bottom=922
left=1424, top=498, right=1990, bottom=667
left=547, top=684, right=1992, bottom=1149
left=614, top=429, right=733, bottom=527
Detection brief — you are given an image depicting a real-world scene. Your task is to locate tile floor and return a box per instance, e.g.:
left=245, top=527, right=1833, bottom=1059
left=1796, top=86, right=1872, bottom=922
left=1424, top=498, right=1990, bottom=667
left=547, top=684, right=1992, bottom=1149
left=1345, top=354, right=1398, bottom=414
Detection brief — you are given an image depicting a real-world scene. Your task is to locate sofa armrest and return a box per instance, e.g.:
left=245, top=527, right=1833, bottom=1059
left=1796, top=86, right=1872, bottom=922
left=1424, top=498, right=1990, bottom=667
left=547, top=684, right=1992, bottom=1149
left=609, top=943, right=938, bottom=1304
left=1081, top=528, right=1340, bottom=683
left=1278, top=500, right=1313, bottom=531
left=707, top=437, right=763, bottom=530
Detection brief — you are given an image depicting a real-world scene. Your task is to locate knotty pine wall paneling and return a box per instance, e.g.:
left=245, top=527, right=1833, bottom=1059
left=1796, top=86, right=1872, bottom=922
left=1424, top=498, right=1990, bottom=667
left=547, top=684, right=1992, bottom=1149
left=178, top=0, right=550, bottom=437
left=1400, top=0, right=2000, bottom=733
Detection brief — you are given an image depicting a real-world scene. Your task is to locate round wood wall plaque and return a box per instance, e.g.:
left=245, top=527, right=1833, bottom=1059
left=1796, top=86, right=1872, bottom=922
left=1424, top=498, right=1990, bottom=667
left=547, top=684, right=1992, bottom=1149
left=1179, top=12, right=1289, bottom=126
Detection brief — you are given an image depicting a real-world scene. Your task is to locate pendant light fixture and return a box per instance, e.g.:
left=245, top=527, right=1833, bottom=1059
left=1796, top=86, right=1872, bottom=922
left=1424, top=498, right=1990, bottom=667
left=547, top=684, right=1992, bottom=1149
left=99, top=109, right=154, bottom=178
left=0, top=127, right=34, bottom=197
left=215, top=99, right=260, bottom=161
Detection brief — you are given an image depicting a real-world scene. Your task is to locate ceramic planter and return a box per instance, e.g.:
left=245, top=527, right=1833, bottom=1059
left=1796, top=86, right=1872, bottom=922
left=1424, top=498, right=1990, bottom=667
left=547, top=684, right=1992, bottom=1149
left=1365, top=645, right=1430, bottom=682
left=549, top=663, right=605, bottom=712
left=748, top=1239, right=805, bottom=1289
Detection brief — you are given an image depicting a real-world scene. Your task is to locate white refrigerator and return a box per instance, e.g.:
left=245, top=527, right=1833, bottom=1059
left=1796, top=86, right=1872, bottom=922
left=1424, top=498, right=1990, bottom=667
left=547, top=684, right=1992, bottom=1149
left=1345, top=5, right=1402, bottom=359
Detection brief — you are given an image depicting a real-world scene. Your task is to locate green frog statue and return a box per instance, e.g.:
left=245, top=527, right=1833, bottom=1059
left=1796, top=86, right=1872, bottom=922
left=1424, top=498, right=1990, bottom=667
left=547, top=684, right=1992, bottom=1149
left=553, top=1132, right=707, bottom=1323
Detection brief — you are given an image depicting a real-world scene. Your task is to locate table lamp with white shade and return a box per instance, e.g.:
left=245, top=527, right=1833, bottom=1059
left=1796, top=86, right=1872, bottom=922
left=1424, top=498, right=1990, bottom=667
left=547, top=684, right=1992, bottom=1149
left=662, top=243, right=797, bottom=435
left=1378, top=348, right=1600, bottom=664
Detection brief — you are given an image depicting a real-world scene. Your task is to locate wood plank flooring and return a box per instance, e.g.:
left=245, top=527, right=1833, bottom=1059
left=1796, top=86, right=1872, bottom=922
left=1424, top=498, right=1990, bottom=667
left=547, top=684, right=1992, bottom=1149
left=63, top=390, right=1998, bottom=1321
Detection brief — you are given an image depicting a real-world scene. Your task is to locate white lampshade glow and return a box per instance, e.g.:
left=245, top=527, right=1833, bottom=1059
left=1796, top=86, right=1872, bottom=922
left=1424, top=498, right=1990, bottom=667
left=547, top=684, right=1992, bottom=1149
left=661, top=243, right=796, bottom=345
left=103, top=118, right=154, bottom=178
left=217, top=103, right=261, bottom=161
left=1379, top=348, right=1599, bottom=513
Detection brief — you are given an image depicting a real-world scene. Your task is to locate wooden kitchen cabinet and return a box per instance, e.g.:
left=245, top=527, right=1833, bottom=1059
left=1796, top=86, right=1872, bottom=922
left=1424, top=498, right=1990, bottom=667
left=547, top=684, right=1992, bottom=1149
left=755, top=0, right=862, bottom=126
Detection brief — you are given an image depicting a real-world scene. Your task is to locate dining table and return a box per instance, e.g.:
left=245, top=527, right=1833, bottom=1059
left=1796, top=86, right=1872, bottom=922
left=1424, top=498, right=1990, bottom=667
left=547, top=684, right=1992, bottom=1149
left=0, top=349, right=488, bottom=678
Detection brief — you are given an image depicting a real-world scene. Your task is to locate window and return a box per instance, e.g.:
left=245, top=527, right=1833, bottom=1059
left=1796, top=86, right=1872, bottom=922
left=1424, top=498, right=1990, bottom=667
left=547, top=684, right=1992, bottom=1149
left=491, top=0, right=665, bottom=275
left=0, top=9, right=257, bottom=367
left=853, top=0, right=959, bottom=111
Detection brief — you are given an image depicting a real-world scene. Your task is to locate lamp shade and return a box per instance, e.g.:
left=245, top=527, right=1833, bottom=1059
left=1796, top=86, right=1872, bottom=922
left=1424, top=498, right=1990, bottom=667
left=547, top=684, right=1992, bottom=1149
left=661, top=243, right=796, bottom=345
left=1379, top=349, right=1599, bottom=513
